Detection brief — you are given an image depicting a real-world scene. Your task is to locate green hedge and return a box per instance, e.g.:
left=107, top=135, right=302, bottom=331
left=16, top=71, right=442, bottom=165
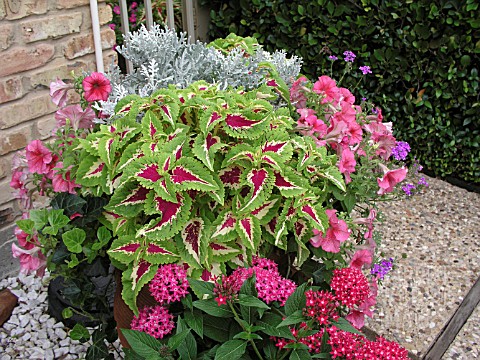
left=202, top=0, right=480, bottom=183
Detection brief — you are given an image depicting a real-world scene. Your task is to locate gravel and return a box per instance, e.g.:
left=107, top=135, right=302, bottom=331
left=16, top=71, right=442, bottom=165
left=0, top=272, right=123, bottom=360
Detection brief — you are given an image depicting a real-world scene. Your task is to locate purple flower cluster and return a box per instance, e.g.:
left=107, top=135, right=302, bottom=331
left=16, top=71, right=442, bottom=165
left=391, top=141, right=411, bottom=161
left=371, top=258, right=394, bottom=280
left=328, top=55, right=338, bottom=61
left=418, top=177, right=429, bottom=187
left=343, top=51, right=356, bottom=62
left=359, top=66, right=372, bottom=75
left=402, top=183, right=415, bottom=196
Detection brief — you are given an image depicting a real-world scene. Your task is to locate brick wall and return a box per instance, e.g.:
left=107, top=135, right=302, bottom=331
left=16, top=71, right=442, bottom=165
left=0, top=0, right=116, bottom=279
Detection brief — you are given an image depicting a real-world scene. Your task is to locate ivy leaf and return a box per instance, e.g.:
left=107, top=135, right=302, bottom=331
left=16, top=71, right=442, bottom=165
left=62, top=228, right=86, bottom=254
left=42, top=209, right=69, bottom=235
left=86, top=330, right=109, bottom=360
left=70, top=323, right=90, bottom=341
left=50, top=193, right=87, bottom=217
left=16, top=219, right=35, bottom=234
left=214, top=340, right=247, bottom=360
left=121, top=329, right=163, bottom=360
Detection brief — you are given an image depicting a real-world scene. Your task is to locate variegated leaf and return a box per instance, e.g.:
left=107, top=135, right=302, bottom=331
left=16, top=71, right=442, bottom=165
left=251, top=197, right=280, bottom=224
left=143, top=241, right=179, bottom=265
left=199, top=107, right=224, bottom=135
left=223, top=112, right=268, bottom=139
left=236, top=216, right=261, bottom=251
left=318, top=167, right=347, bottom=192
left=170, top=158, right=218, bottom=192
left=218, top=166, right=243, bottom=189
left=180, top=218, right=204, bottom=266
left=76, top=155, right=107, bottom=188
left=106, top=182, right=150, bottom=217
left=208, top=241, right=241, bottom=263
left=222, top=144, right=256, bottom=167
left=115, top=142, right=143, bottom=176
left=121, top=261, right=158, bottom=314
left=300, top=203, right=328, bottom=233
left=239, top=168, right=273, bottom=213
left=211, top=211, right=237, bottom=242
left=141, top=110, right=164, bottom=139
left=108, top=235, right=143, bottom=265
left=273, top=170, right=307, bottom=197
left=192, top=132, right=224, bottom=171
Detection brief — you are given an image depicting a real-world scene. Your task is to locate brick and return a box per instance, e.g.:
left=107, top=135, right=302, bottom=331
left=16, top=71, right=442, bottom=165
left=29, top=63, right=69, bottom=89
left=0, top=179, right=15, bottom=205
left=98, top=3, right=113, bottom=25
left=0, top=207, right=15, bottom=228
left=0, top=123, right=33, bottom=156
left=0, top=44, right=54, bottom=78
left=0, top=77, right=24, bottom=104
left=0, top=1, right=6, bottom=19
left=0, top=93, right=56, bottom=130
left=56, top=0, right=107, bottom=9
left=22, top=12, right=83, bottom=43
left=35, top=114, right=57, bottom=139
left=5, top=0, right=47, bottom=20
left=0, top=153, right=13, bottom=181
left=64, top=28, right=115, bottom=59
left=0, top=23, right=14, bottom=50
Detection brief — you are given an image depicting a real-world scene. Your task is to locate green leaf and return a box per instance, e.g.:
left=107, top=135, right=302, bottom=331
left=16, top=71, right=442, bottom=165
left=290, top=349, right=312, bottom=360
left=285, top=283, right=308, bottom=316
left=70, top=323, right=90, bottom=341
left=29, top=209, right=49, bottom=229
left=184, top=310, right=204, bottom=338
left=168, top=328, right=191, bottom=351
left=50, top=192, right=87, bottom=217
left=277, top=310, right=305, bottom=328
left=188, top=278, right=215, bottom=298
left=238, top=294, right=270, bottom=309
left=16, top=219, right=35, bottom=234
left=257, top=313, right=296, bottom=340
left=176, top=317, right=197, bottom=360
left=214, top=340, right=247, bottom=360
left=86, top=330, right=109, bottom=360
left=121, top=329, right=163, bottom=360
left=331, top=318, right=363, bottom=335
left=193, top=299, right=234, bottom=318
left=62, top=228, right=86, bottom=253
left=62, top=307, right=73, bottom=319
left=43, top=210, right=70, bottom=235
left=203, top=315, right=232, bottom=342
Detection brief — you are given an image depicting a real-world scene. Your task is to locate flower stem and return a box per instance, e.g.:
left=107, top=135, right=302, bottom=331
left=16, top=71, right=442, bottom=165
left=228, top=302, right=265, bottom=360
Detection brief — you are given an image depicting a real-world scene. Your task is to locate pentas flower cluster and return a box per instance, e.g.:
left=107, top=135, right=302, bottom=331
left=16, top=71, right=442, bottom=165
left=330, top=267, right=370, bottom=308
left=327, top=326, right=408, bottom=359
left=275, top=324, right=326, bottom=354
left=130, top=305, right=175, bottom=339
left=304, top=290, right=339, bottom=325
left=214, top=257, right=297, bottom=306
left=10, top=72, right=111, bottom=275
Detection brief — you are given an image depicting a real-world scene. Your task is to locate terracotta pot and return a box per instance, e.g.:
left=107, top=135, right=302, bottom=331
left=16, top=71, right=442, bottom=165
left=113, top=270, right=157, bottom=348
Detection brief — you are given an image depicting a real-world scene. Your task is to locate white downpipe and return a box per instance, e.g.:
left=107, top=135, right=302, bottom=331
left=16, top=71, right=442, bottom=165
left=89, top=0, right=104, bottom=73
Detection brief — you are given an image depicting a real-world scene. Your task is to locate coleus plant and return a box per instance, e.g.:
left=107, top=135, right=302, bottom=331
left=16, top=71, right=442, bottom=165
left=74, top=77, right=347, bottom=312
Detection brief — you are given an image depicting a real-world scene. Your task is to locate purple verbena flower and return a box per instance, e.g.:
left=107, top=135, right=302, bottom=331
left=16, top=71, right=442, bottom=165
left=402, top=183, right=415, bottom=196
left=359, top=65, right=372, bottom=75
left=418, top=177, right=429, bottom=187
left=361, top=97, right=367, bottom=102
left=391, top=141, right=411, bottom=161
left=343, top=51, right=356, bottom=62
left=328, top=55, right=338, bottom=61
left=371, top=258, right=394, bottom=280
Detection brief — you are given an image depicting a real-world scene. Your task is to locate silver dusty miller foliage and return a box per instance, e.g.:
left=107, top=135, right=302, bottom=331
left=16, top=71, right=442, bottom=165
left=97, top=25, right=302, bottom=117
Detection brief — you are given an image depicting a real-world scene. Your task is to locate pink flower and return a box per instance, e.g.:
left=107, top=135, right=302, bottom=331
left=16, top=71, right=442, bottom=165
left=330, top=267, right=370, bottom=308
left=15, top=226, right=38, bottom=250
left=377, top=167, right=408, bottom=195
left=131, top=305, right=175, bottom=339
left=109, top=23, right=116, bottom=30
left=10, top=170, right=26, bottom=190
left=372, top=133, right=396, bottom=160
left=313, top=75, right=339, bottom=104
left=290, top=76, right=309, bottom=108
left=309, top=209, right=350, bottom=253
left=333, top=102, right=357, bottom=124
left=11, top=243, right=46, bottom=276
left=51, top=162, right=81, bottom=194
left=49, top=78, right=73, bottom=107
left=148, top=264, right=189, bottom=304
left=345, top=310, right=366, bottom=329
left=82, top=72, right=112, bottom=102
left=353, top=208, right=377, bottom=239
left=25, top=140, right=55, bottom=175
left=55, top=105, right=96, bottom=130
left=338, top=146, right=356, bottom=184
left=350, top=249, right=372, bottom=270
left=113, top=5, right=120, bottom=14
left=337, top=87, right=355, bottom=105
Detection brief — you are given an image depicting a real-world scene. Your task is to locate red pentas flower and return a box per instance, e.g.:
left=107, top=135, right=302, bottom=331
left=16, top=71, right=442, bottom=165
left=82, top=72, right=112, bottom=102
left=130, top=305, right=175, bottom=339
left=148, top=264, right=189, bottom=304
left=330, top=267, right=370, bottom=308
left=304, top=289, right=339, bottom=325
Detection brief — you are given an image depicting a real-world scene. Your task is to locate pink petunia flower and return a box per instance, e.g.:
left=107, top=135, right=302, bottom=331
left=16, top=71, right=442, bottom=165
left=113, top=5, right=120, bottom=14
left=353, top=208, right=377, bottom=240
left=11, top=243, right=46, bottom=276
left=313, top=75, right=339, bottom=104
left=55, top=104, right=96, bottom=131
left=377, top=167, right=408, bottom=195
left=290, top=76, right=309, bottom=108
left=82, top=72, right=112, bottom=102
left=51, top=162, right=81, bottom=194
left=310, top=209, right=350, bottom=253
left=49, top=78, right=73, bottom=107
left=337, top=87, right=355, bottom=105
left=25, top=140, right=55, bottom=175
left=338, top=146, right=356, bottom=184
left=350, top=249, right=372, bottom=270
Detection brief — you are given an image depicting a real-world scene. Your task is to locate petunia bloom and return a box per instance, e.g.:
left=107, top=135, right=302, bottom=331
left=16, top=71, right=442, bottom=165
left=51, top=162, right=81, bottom=194
left=11, top=243, right=46, bottom=276
left=350, top=249, right=372, bottom=270
left=377, top=167, right=408, bottom=195
left=49, top=78, right=73, bottom=107
left=55, top=104, right=96, bottom=130
left=82, top=72, right=112, bottom=102
left=310, top=209, right=350, bottom=252
left=25, top=140, right=55, bottom=175
left=313, top=75, right=339, bottom=104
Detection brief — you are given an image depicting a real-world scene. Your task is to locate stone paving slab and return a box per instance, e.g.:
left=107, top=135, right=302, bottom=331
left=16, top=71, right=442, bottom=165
left=364, top=175, right=480, bottom=357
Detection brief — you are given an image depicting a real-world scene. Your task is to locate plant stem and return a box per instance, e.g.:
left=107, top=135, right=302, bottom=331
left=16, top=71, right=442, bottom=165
left=278, top=348, right=292, bottom=360
left=228, top=302, right=265, bottom=360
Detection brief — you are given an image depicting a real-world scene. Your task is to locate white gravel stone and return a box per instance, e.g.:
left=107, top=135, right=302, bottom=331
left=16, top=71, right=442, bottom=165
left=55, top=327, right=68, bottom=340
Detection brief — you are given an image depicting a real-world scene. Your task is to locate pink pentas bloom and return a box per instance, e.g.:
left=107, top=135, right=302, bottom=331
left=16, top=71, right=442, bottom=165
left=11, top=243, right=46, bottom=276
left=148, top=264, right=189, bottom=304
left=82, top=72, right=112, bottom=102
left=309, top=209, right=350, bottom=253
left=313, top=75, right=339, bottom=104
left=51, top=162, right=81, bottom=194
left=113, top=5, right=120, bottom=14
left=55, top=104, right=96, bottom=130
left=377, top=167, right=408, bottom=195
left=131, top=305, right=175, bottom=339
left=25, top=140, right=55, bottom=175
left=49, top=78, right=73, bottom=107
left=350, top=249, right=372, bottom=270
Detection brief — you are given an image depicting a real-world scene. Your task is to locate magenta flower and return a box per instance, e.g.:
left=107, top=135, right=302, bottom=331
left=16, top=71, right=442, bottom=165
left=338, top=146, right=356, bottom=184
left=82, top=72, right=112, bottom=102
left=113, top=5, right=120, bottom=14
left=309, top=209, right=350, bottom=253
left=313, top=75, right=339, bottom=104
left=330, top=267, right=370, bottom=308
left=353, top=208, right=377, bottom=239
left=337, top=87, right=355, bottom=105
left=51, top=163, right=81, bottom=194
left=10, top=170, right=26, bottom=190
left=148, top=264, right=189, bottom=304
left=109, top=23, right=116, bottom=30
left=290, top=76, right=308, bottom=108
left=349, top=249, right=372, bottom=270
left=11, top=243, right=46, bottom=276
left=377, top=167, right=408, bottom=195
left=15, top=226, right=38, bottom=250
left=131, top=305, right=175, bottom=339
left=49, top=78, right=73, bottom=107
left=25, top=140, right=55, bottom=175
left=55, top=104, right=95, bottom=130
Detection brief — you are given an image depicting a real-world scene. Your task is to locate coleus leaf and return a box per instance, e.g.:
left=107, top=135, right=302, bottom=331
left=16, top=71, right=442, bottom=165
left=235, top=216, right=261, bottom=251
left=108, top=235, right=143, bottom=265
left=211, top=210, right=238, bottom=242
left=250, top=197, right=280, bottom=224
left=222, top=144, right=256, bottom=167
left=141, top=110, right=165, bottom=140
left=102, top=211, right=135, bottom=236
left=208, top=241, right=241, bottom=263
left=273, top=170, right=307, bottom=197
left=218, top=166, right=243, bottom=189
left=76, top=155, right=107, bottom=188
left=208, top=173, right=225, bottom=206
left=106, top=182, right=150, bottom=217
left=299, top=203, right=328, bottom=233
left=317, top=167, right=347, bottom=192
left=223, top=111, right=268, bottom=139
left=138, top=193, right=192, bottom=239
left=192, top=132, right=225, bottom=171
left=143, top=240, right=179, bottom=265
left=150, top=89, right=180, bottom=127
left=170, top=158, right=218, bottom=192
left=121, top=260, right=158, bottom=314
left=238, top=168, right=274, bottom=213
left=292, top=220, right=311, bottom=268
left=180, top=217, right=204, bottom=266
left=199, top=106, right=224, bottom=135
left=114, top=94, right=142, bottom=116
left=115, top=142, right=143, bottom=176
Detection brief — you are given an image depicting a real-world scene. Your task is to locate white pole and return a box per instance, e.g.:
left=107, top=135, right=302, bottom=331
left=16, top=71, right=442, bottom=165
left=119, top=0, right=134, bottom=74
left=89, top=0, right=104, bottom=73
left=166, top=0, right=175, bottom=30
left=144, top=0, right=154, bottom=30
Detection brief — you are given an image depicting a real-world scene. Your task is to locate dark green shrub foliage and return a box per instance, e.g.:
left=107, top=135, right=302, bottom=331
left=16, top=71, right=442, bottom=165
left=202, top=0, right=480, bottom=183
